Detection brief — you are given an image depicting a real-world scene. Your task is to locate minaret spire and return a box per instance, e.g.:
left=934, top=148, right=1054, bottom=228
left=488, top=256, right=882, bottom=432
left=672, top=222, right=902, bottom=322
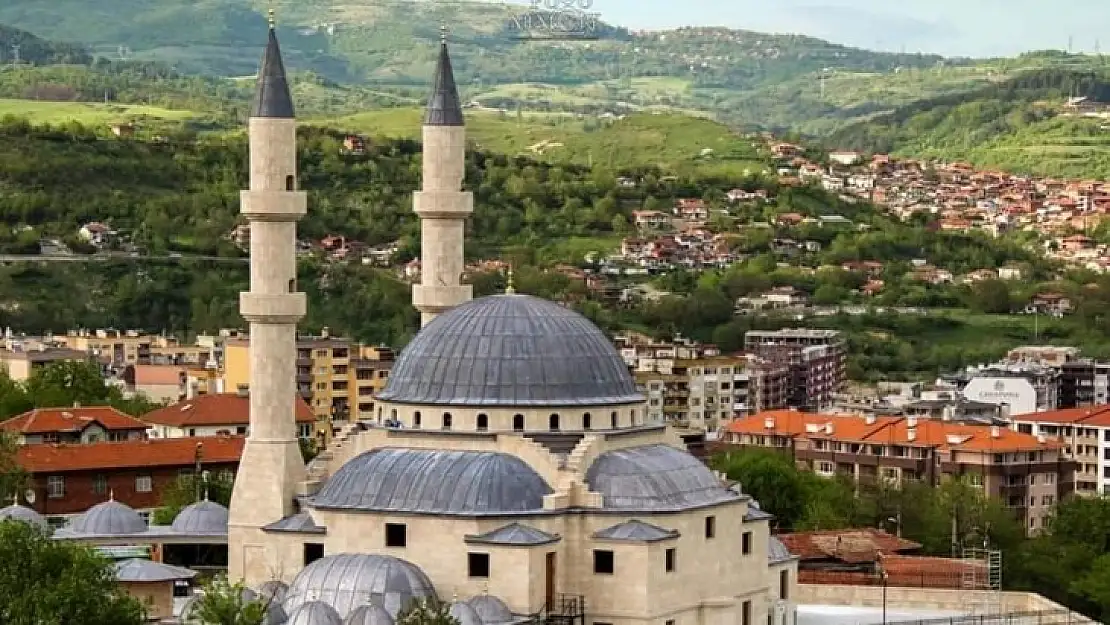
left=252, top=12, right=295, bottom=119
left=412, top=34, right=473, bottom=326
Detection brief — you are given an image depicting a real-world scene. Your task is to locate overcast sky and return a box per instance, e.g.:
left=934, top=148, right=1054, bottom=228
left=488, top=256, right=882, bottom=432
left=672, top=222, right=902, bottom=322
left=511, top=0, right=1110, bottom=58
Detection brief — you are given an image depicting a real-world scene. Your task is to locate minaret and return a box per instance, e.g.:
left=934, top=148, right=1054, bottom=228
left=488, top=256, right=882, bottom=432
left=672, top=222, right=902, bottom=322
left=412, top=28, right=473, bottom=327
left=228, top=12, right=307, bottom=584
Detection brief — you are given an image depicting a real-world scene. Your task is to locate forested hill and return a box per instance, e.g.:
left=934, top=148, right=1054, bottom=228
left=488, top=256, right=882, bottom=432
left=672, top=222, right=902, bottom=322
left=0, top=24, right=89, bottom=65
left=824, top=68, right=1110, bottom=179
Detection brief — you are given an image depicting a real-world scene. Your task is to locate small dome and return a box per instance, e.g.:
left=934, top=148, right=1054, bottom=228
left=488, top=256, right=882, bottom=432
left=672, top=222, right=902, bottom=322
left=287, top=601, right=343, bottom=625
left=467, top=595, right=512, bottom=624
left=285, top=554, right=436, bottom=618
left=345, top=604, right=395, bottom=625
left=68, top=499, right=146, bottom=535
left=585, top=444, right=738, bottom=512
left=312, top=448, right=552, bottom=515
left=0, top=502, right=48, bottom=529
left=258, top=580, right=289, bottom=605
left=378, top=294, right=643, bottom=407
left=448, top=601, right=482, bottom=625
left=171, top=499, right=229, bottom=534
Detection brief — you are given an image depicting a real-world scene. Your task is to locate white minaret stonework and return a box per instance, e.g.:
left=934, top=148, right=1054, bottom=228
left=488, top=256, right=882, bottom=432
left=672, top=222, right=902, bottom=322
left=228, top=20, right=308, bottom=585
left=411, top=32, right=473, bottom=327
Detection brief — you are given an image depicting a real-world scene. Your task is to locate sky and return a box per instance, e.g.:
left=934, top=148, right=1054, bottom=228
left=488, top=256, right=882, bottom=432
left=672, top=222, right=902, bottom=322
left=511, top=0, right=1110, bottom=58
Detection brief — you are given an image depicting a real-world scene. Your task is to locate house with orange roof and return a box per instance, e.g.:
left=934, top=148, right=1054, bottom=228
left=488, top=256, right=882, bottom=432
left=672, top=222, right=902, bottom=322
left=141, top=391, right=315, bottom=440
left=1010, top=405, right=1110, bottom=497
left=18, top=435, right=244, bottom=522
left=724, top=411, right=1072, bottom=533
left=0, top=406, right=149, bottom=445
left=121, top=364, right=187, bottom=404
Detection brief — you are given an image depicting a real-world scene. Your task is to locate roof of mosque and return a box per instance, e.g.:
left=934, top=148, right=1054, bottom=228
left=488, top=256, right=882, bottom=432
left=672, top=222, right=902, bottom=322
left=377, top=294, right=642, bottom=407
left=584, top=444, right=741, bottom=512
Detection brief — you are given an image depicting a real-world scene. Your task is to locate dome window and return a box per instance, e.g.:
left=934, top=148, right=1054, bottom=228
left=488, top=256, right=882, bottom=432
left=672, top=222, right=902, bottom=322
left=414, top=411, right=422, bottom=428
left=513, top=414, right=524, bottom=431
left=583, top=413, right=592, bottom=430
left=477, top=414, right=489, bottom=431
left=442, top=413, right=453, bottom=430
left=631, top=409, right=637, bottom=425
left=549, top=414, right=560, bottom=431
left=610, top=411, right=618, bottom=428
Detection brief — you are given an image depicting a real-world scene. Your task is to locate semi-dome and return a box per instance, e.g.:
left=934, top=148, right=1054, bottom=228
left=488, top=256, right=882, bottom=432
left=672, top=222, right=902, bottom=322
left=68, top=499, right=147, bottom=535
left=344, top=604, right=395, bottom=625
left=0, top=502, right=48, bottom=529
left=467, top=595, right=513, bottom=625
left=448, top=601, right=482, bottom=625
left=285, top=553, right=436, bottom=618
left=585, top=444, right=739, bottom=512
left=287, top=601, right=343, bottom=625
left=377, top=294, right=643, bottom=407
left=312, top=448, right=552, bottom=516
left=171, top=499, right=229, bottom=534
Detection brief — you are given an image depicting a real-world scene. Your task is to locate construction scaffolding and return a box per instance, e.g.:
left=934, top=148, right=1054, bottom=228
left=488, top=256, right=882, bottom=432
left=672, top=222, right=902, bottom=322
left=961, top=548, right=1003, bottom=617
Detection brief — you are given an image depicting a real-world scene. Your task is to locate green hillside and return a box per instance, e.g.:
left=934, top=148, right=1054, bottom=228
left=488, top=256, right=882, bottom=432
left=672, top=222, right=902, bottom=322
left=0, top=23, right=89, bottom=64
left=825, top=68, right=1110, bottom=179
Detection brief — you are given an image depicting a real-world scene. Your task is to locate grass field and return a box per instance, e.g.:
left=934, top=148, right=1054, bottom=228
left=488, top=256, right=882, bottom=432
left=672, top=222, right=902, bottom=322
left=0, top=99, right=199, bottom=126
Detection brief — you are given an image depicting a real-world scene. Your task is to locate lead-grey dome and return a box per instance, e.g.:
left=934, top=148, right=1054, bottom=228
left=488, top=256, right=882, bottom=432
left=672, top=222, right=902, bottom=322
left=68, top=499, right=147, bottom=535
left=467, top=595, right=513, bottom=624
left=345, top=604, right=395, bottom=625
left=287, top=601, right=343, bottom=625
left=258, top=580, right=289, bottom=605
left=377, top=294, right=642, bottom=407
left=585, top=444, right=739, bottom=512
left=449, top=601, right=482, bottom=625
left=284, top=553, right=437, bottom=618
left=0, top=502, right=48, bottom=529
left=172, top=499, right=229, bottom=534
left=311, top=448, right=552, bottom=516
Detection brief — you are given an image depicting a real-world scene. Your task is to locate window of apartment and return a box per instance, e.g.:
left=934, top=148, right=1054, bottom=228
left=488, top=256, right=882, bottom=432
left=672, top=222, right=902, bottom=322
left=442, top=413, right=452, bottom=430
left=188, top=428, right=197, bottom=437
left=468, top=553, right=490, bottom=578
left=92, top=474, right=107, bottom=495
left=742, top=531, right=752, bottom=555
left=705, top=516, right=716, bottom=539
left=967, top=473, right=984, bottom=487
left=665, top=548, right=676, bottom=572
left=593, top=550, right=614, bottom=574
left=1029, top=475, right=1036, bottom=485
left=780, top=570, right=790, bottom=599
left=1029, top=517, right=1037, bottom=530
left=136, top=474, right=153, bottom=493
left=315, top=383, right=327, bottom=391
left=476, top=414, right=489, bottom=431
left=385, top=523, right=407, bottom=547
left=1042, top=495, right=1055, bottom=506
left=47, top=476, right=64, bottom=498
left=742, top=600, right=752, bottom=625
left=583, top=413, right=592, bottom=430
left=1045, top=472, right=1056, bottom=484
left=816, top=461, right=834, bottom=475
left=512, top=414, right=524, bottom=431
left=881, top=468, right=898, bottom=482
left=303, top=543, right=324, bottom=566
left=666, top=620, right=675, bottom=625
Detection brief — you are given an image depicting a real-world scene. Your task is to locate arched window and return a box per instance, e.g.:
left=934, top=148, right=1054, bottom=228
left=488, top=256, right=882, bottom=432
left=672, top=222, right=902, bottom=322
left=583, top=413, right=592, bottom=430
left=414, top=411, right=422, bottom=428
left=549, top=414, right=560, bottom=431
left=513, top=414, right=525, bottom=432
left=477, top=414, right=489, bottom=431
left=285, top=175, right=295, bottom=191
left=442, top=413, right=453, bottom=430
left=610, top=411, right=618, bottom=428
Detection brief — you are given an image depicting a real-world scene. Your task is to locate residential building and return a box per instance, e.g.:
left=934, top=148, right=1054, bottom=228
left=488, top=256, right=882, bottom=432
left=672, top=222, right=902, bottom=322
left=744, top=329, right=847, bottom=411
left=636, top=355, right=753, bottom=430
left=52, top=328, right=215, bottom=367
left=17, top=435, right=244, bottom=524
left=0, top=406, right=149, bottom=445
left=0, top=345, right=90, bottom=382
left=1010, top=405, right=1110, bottom=496
left=120, top=364, right=187, bottom=403
left=959, top=367, right=1058, bottom=415
left=725, top=411, right=1072, bottom=533
left=902, top=397, right=1006, bottom=425
left=141, top=392, right=316, bottom=441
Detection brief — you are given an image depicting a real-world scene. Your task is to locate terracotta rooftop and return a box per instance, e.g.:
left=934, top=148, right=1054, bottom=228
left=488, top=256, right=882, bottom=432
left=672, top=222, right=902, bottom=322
left=1012, top=405, right=1110, bottom=427
left=141, top=393, right=314, bottom=428
left=18, top=435, right=245, bottom=473
left=0, top=406, right=149, bottom=435
left=776, top=529, right=921, bottom=562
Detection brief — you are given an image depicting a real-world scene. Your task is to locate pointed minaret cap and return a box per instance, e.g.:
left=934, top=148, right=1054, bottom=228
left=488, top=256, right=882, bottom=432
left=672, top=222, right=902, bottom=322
left=424, top=26, right=464, bottom=127
left=252, top=20, right=296, bottom=119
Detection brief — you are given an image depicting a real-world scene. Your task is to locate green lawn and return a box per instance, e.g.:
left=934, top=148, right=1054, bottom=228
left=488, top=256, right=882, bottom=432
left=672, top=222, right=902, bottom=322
left=0, top=98, right=198, bottom=126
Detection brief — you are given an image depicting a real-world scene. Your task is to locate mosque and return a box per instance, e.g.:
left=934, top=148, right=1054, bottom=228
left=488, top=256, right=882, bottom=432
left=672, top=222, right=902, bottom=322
left=0, top=18, right=798, bottom=625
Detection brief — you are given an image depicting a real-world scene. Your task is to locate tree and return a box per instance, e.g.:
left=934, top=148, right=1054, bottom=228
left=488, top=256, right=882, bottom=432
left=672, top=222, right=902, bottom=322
left=0, top=431, right=27, bottom=500
left=152, top=471, right=235, bottom=525
left=712, top=448, right=810, bottom=530
left=0, top=521, right=144, bottom=625
left=397, top=597, right=459, bottom=625
left=185, top=576, right=267, bottom=625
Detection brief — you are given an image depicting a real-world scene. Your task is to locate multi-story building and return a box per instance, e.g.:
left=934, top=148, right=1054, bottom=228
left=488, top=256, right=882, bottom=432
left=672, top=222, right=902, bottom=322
left=744, top=329, right=846, bottom=411
left=141, top=392, right=316, bottom=441
left=0, top=344, right=90, bottom=382
left=725, top=411, right=1073, bottom=533
left=1010, top=405, right=1110, bottom=496
left=636, top=355, right=753, bottom=430
left=51, top=328, right=215, bottom=367
left=0, top=406, right=149, bottom=445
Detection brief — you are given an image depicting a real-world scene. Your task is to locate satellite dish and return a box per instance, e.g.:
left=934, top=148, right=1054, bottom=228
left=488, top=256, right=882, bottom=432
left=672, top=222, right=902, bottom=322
left=23, top=489, right=35, bottom=504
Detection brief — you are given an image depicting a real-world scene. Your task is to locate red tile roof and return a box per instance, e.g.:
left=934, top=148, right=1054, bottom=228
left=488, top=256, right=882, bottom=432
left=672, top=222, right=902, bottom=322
left=141, top=393, right=315, bottom=428
left=1012, top=404, right=1110, bottom=427
left=0, top=406, right=149, bottom=435
left=776, top=529, right=921, bottom=562
left=798, top=555, right=984, bottom=589
left=18, top=435, right=245, bottom=473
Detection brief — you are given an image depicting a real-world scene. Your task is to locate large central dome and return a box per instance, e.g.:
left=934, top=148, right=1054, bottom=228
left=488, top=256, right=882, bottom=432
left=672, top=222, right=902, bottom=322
left=378, top=294, right=642, bottom=407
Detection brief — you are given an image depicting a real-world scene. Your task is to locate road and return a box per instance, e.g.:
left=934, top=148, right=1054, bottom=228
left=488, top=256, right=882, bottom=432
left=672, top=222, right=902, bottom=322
left=0, top=253, right=248, bottom=263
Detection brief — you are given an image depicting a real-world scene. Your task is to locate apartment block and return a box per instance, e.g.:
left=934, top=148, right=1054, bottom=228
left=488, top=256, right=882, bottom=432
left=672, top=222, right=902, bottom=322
left=744, top=329, right=847, bottom=411
left=0, top=345, right=90, bottom=382
left=51, top=328, right=215, bottom=367
left=725, top=411, right=1073, bottom=533
left=1010, top=405, right=1110, bottom=496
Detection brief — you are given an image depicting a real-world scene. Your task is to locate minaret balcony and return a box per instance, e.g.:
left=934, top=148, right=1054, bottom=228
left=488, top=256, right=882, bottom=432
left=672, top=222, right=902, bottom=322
left=413, top=190, right=473, bottom=218
left=240, top=292, right=306, bottom=323
left=240, top=190, right=308, bottom=221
